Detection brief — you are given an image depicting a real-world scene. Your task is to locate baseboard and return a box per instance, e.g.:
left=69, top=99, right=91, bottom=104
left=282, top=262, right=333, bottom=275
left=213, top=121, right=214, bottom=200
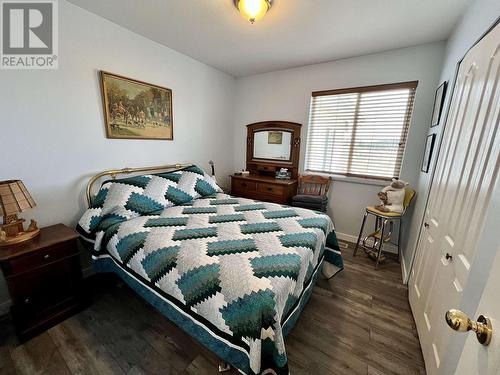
left=336, top=232, right=398, bottom=254
left=336, top=232, right=358, bottom=244
left=401, top=258, right=409, bottom=285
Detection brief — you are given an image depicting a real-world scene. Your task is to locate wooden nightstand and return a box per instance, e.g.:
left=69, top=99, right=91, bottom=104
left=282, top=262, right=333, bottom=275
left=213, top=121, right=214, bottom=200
left=0, top=224, right=86, bottom=342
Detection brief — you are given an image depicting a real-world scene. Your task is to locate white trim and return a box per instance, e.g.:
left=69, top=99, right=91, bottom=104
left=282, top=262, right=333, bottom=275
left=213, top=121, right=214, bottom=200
left=0, top=299, right=11, bottom=317
left=335, top=232, right=359, bottom=244
left=401, top=257, right=409, bottom=285
left=336, top=231, right=398, bottom=255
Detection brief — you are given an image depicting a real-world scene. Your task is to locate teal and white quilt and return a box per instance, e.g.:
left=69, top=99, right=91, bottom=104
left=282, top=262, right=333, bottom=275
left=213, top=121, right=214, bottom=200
left=77, top=166, right=343, bottom=375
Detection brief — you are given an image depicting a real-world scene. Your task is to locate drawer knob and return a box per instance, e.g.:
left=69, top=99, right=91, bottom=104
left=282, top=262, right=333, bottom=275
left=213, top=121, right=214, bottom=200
left=24, top=298, right=31, bottom=304
left=267, top=187, right=273, bottom=191
left=44, top=254, right=50, bottom=260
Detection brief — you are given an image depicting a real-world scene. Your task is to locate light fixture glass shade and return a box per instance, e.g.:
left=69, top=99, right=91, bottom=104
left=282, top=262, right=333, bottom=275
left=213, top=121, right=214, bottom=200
left=236, top=0, right=271, bottom=23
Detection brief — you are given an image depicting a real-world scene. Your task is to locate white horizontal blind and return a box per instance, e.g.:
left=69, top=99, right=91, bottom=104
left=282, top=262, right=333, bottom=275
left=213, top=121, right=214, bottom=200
left=305, top=82, right=417, bottom=180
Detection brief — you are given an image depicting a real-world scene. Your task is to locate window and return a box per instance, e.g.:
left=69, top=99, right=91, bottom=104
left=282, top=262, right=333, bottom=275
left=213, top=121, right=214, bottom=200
left=305, top=81, right=418, bottom=180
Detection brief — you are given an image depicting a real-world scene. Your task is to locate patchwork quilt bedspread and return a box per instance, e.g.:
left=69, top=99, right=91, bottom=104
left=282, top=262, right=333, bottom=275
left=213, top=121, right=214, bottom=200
left=77, top=166, right=343, bottom=375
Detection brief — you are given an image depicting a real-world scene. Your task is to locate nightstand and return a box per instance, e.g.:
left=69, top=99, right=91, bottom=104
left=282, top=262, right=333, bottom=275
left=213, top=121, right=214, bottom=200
left=0, top=224, right=86, bottom=342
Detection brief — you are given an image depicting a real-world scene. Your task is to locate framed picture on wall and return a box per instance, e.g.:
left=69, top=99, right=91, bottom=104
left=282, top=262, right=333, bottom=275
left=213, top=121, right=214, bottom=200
left=430, top=81, right=447, bottom=127
left=100, top=71, right=173, bottom=140
left=421, top=134, right=436, bottom=173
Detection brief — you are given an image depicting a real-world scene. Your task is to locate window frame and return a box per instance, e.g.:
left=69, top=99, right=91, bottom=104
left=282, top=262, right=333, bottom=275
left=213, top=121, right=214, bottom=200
left=305, top=81, right=418, bottom=182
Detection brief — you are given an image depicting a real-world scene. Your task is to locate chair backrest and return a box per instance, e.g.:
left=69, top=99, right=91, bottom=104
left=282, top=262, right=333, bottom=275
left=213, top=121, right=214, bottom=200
left=403, top=187, right=416, bottom=211
left=298, top=175, right=332, bottom=196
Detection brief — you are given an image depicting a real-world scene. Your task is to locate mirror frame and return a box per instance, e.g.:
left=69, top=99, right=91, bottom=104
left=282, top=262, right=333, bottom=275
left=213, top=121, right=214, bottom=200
left=246, top=121, right=302, bottom=179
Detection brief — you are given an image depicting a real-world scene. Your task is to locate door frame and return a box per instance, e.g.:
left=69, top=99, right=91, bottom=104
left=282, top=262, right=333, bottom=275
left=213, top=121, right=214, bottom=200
left=406, top=16, right=500, bottom=282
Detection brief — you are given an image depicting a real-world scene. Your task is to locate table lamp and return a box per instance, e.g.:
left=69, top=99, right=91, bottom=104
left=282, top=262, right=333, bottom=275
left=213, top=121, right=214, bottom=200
left=0, top=180, right=40, bottom=246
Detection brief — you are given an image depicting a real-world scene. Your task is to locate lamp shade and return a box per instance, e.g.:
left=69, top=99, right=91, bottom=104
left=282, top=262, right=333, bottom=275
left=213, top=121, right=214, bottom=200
left=0, top=180, right=36, bottom=217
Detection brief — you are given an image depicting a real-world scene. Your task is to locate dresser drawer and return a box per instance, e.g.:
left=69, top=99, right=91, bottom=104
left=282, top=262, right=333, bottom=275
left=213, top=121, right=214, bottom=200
left=232, top=179, right=257, bottom=192
left=8, top=241, right=78, bottom=275
left=257, top=182, right=285, bottom=196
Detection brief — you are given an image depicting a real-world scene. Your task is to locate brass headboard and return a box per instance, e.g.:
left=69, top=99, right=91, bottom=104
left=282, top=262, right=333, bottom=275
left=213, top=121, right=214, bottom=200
left=85, top=163, right=192, bottom=206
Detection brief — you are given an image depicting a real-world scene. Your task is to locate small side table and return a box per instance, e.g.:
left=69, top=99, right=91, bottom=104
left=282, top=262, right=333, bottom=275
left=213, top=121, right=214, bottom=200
left=0, top=224, right=86, bottom=342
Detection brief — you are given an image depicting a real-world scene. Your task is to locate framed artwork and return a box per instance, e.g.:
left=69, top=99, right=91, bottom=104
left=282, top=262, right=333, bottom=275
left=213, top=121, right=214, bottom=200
left=268, top=131, right=283, bottom=144
left=421, top=134, right=436, bottom=173
left=100, top=71, right=173, bottom=140
left=430, top=81, right=447, bottom=127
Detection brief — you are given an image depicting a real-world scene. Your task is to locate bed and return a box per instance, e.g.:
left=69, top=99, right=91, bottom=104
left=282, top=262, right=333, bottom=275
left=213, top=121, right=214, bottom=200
left=77, top=164, right=343, bottom=375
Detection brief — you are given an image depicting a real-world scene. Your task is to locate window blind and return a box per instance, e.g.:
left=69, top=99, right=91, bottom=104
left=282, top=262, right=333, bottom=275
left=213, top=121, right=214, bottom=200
left=305, top=81, right=418, bottom=180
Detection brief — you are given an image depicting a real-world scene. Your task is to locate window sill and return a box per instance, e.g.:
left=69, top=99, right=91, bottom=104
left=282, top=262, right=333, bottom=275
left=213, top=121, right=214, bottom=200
left=304, top=171, right=389, bottom=187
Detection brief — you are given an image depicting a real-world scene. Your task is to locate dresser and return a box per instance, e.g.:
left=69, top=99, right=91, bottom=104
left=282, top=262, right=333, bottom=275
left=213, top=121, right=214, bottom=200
left=231, top=121, right=301, bottom=204
left=0, top=224, right=86, bottom=342
left=230, top=175, right=298, bottom=204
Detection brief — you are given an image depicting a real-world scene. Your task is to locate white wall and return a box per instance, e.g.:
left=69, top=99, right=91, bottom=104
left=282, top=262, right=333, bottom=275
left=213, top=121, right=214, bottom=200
left=232, top=42, right=445, bottom=274
left=0, top=1, right=236, bottom=309
left=405, top=0, right=500, bottom=282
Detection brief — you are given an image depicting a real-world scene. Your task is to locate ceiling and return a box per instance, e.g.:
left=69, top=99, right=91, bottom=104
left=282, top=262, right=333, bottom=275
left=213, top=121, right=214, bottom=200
left=67, top=0, right=472, bottom=77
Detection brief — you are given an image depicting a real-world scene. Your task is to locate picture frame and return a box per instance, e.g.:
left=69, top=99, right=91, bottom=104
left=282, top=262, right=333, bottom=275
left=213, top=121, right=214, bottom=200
left=430, top=81, right=447, bottom=127
left=100, top=71, right=173, bottom=140
left=268, top=131, right=283, bottom=144
left=421, top=134, right=436, bottom=173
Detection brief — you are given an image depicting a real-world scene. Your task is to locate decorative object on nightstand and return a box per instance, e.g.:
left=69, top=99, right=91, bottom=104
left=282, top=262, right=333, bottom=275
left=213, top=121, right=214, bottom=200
left=0, top=180, right=40, bottom=246
left=0, top=224, right=86, bottom=342
left=291, top=175, right=332, bottom=213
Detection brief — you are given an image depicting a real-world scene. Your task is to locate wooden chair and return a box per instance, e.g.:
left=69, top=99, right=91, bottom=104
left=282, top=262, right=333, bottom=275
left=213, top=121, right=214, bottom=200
left=291, top=175, right=332, bottom=213
left=353, top=187, right=416, bottom=269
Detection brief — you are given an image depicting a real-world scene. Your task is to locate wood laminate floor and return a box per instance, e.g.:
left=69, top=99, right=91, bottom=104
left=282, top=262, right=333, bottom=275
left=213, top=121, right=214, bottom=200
left=0, top=243, right=426, bottom=375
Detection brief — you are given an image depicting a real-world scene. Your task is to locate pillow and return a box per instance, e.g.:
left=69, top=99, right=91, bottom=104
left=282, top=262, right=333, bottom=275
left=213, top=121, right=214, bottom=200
left=77, top=165, right=222, bottom=238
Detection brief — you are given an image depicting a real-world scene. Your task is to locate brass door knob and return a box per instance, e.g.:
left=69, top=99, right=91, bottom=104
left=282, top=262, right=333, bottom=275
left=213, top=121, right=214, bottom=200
left=445, top=309, right=492, bottom=346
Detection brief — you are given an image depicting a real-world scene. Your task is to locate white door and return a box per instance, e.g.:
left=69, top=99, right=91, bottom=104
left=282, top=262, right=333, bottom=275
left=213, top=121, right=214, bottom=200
left=409, top=21, right=500, bottom=375
left=455, top=243, right=500, bottom=375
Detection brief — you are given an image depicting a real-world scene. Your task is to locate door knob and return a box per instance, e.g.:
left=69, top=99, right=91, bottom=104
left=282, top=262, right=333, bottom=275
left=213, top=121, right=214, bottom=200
left=445, top=309, right=492, bottom=346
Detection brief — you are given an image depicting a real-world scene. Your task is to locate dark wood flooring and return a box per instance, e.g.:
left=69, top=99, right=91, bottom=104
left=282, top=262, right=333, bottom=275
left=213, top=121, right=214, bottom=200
left=0, top=243, right=426, bottom=375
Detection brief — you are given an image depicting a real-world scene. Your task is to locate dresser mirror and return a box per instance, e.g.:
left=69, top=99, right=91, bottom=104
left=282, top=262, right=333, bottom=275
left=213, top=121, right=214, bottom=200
left=253, top=130, right=292, bottom=161
left=246, top=121, right=302, bottom=179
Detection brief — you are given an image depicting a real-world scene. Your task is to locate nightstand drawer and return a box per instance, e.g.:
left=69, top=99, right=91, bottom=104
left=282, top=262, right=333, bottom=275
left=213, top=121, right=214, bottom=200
left=257, top=182, right=284, bottom=196
left=9, top=256, right=80, bottom=311
left=8, top=240, right=78, bottom=275
left=233, top=179, right=257, bottom=191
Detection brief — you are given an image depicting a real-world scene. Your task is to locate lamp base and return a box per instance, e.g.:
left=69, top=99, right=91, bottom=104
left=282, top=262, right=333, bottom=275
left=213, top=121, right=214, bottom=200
left=0, top=217, right=40, bottom=247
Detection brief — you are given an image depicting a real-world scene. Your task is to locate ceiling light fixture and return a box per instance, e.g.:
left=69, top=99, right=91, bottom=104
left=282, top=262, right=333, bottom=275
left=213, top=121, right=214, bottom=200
left=234, top=0, right=272, bottom=24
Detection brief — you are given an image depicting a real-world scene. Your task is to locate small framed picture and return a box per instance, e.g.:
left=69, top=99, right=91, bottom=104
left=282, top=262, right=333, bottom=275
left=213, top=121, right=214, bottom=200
left=268, top=131, right=283, bottom=144
left=430, top=82, right=447, bottom=127
left=421, top=134, right=436, bottom=173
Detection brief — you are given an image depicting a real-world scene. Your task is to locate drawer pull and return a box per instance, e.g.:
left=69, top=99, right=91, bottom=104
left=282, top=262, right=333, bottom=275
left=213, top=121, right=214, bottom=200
left=267, top=187, right=273, bottom=192
left=44, top=254, right=50, bottom=260
left=24, top=298, right=31, bottom=304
